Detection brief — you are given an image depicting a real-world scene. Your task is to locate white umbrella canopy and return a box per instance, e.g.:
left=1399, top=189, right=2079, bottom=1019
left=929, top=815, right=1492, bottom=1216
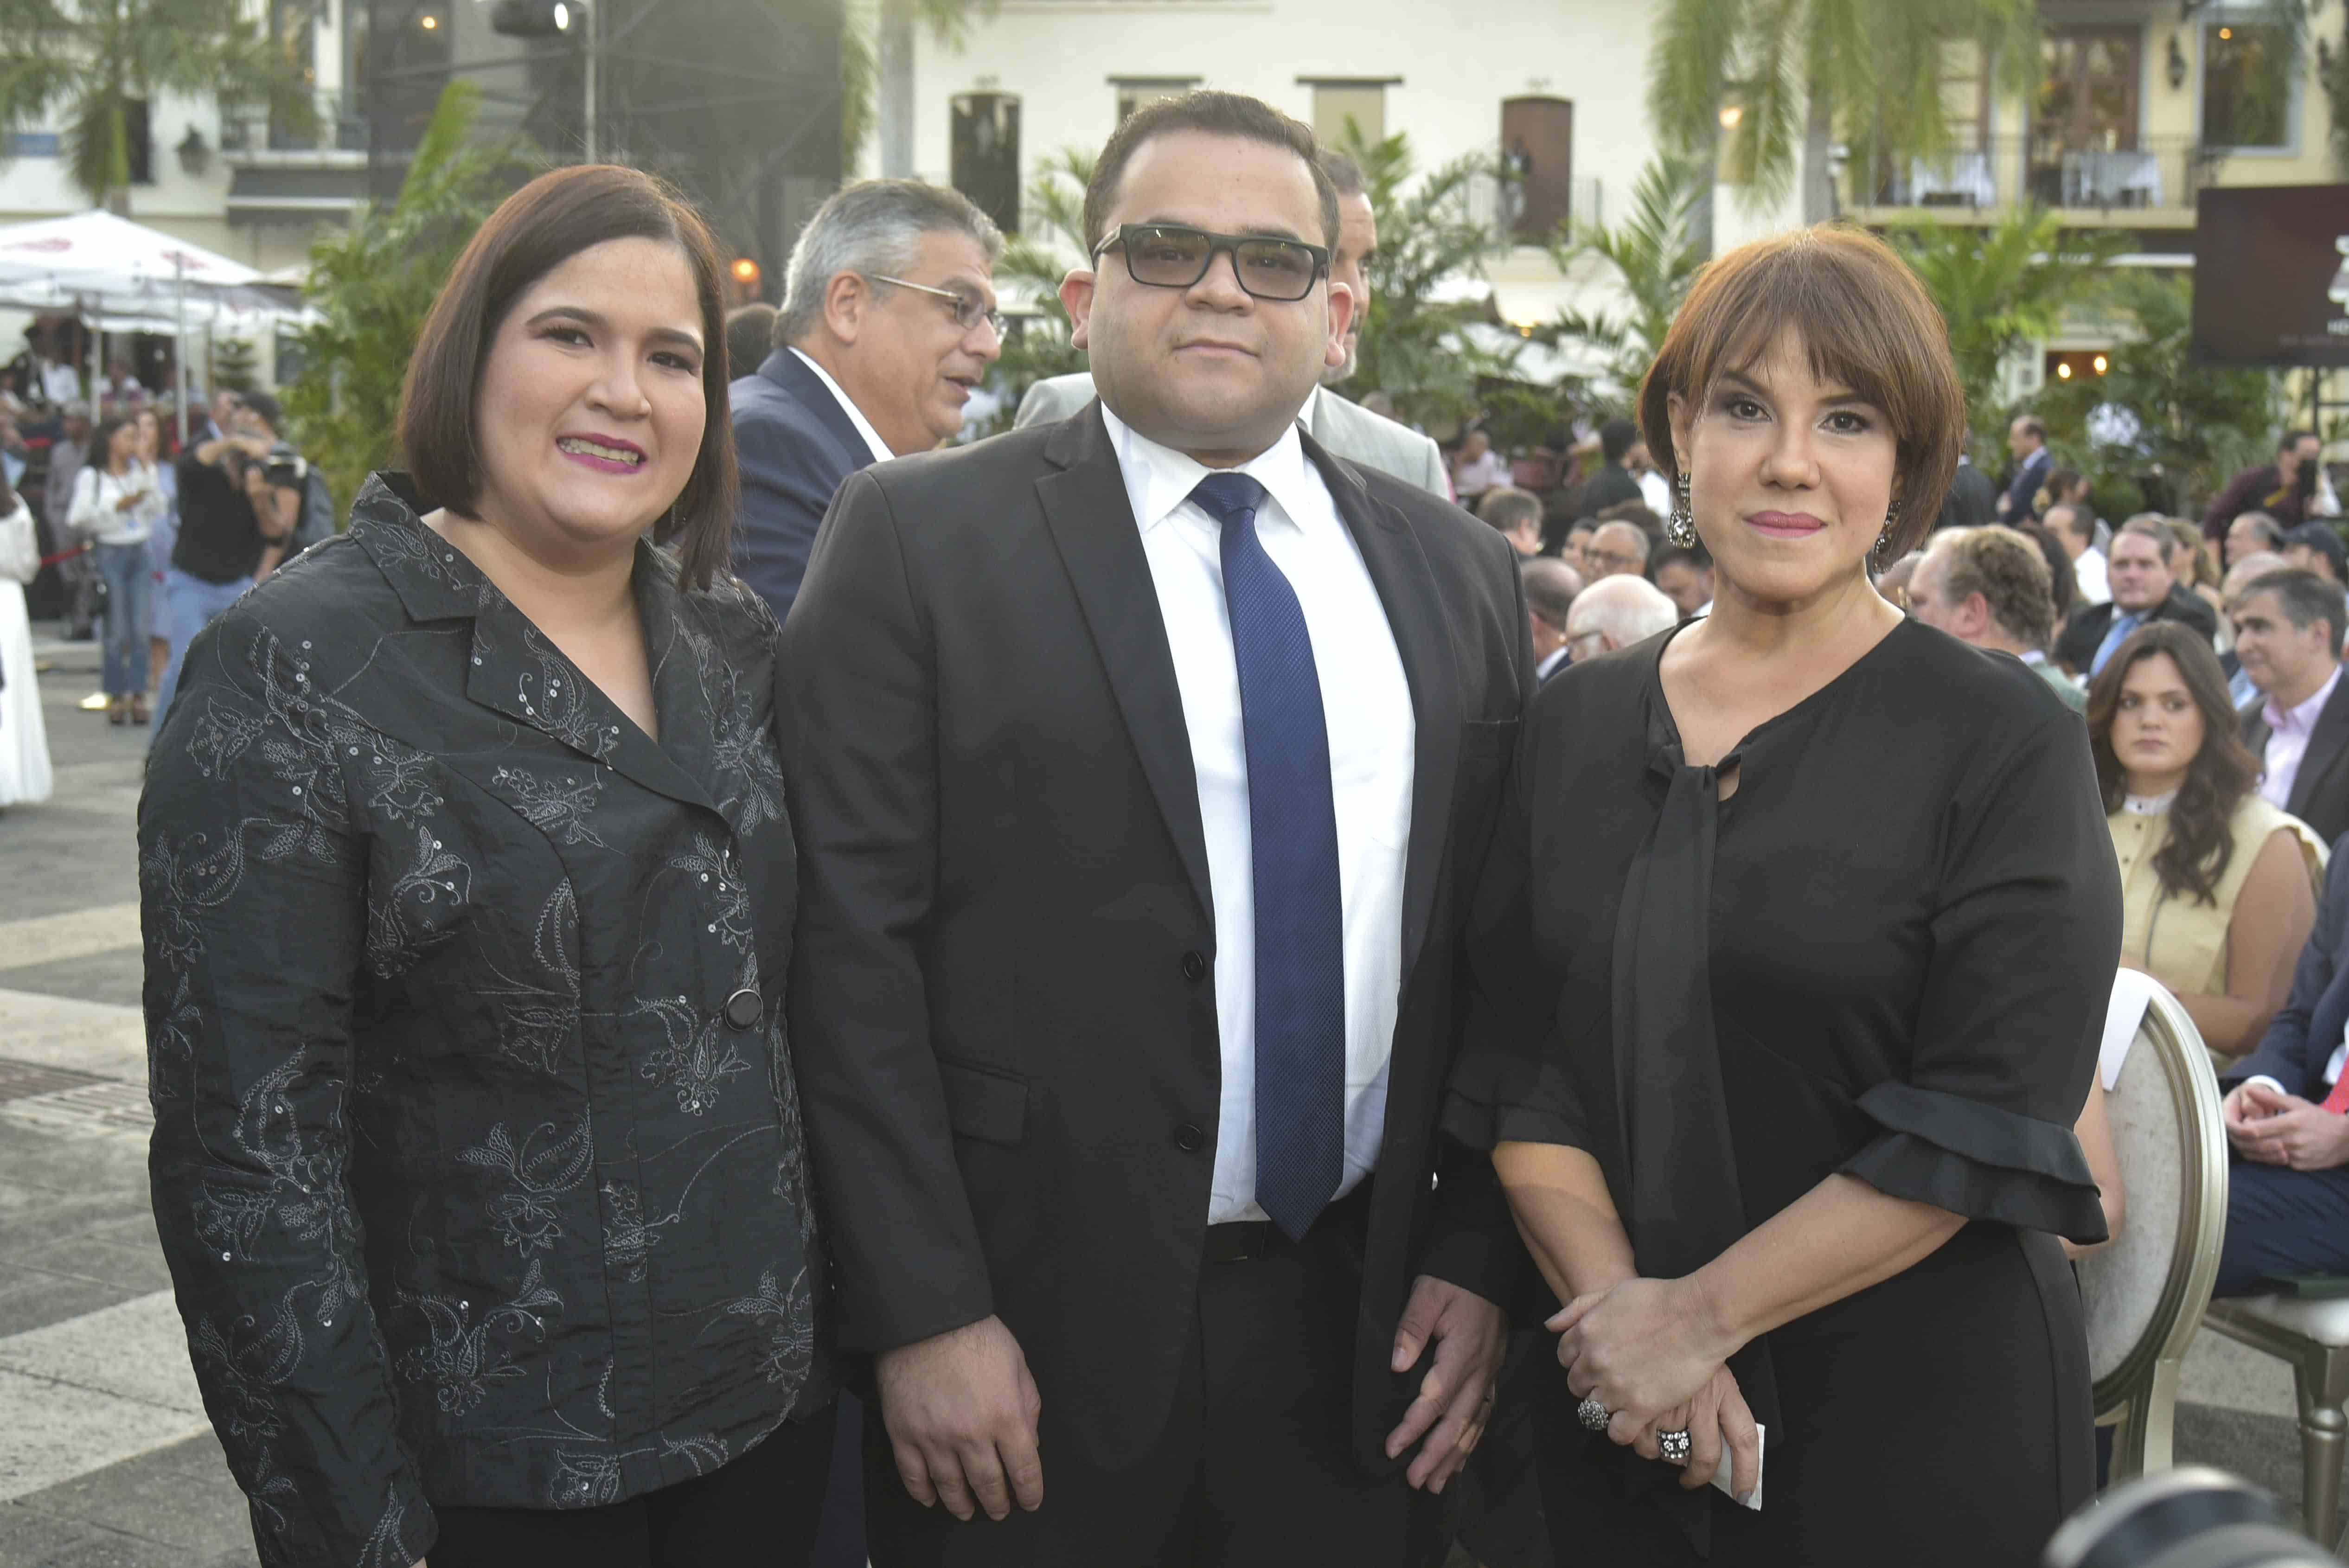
left=0, top=208, right=260, bottom=295
left=0, top=212, right=307, bottom=436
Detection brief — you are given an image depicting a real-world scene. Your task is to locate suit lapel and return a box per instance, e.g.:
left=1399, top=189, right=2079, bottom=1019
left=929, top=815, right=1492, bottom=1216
left=1303, top=432, right=1461, bottom=979
left=759, top=347, right=879, bottom=477
left=2291, top=680, right=2349, bottom=819
left=1035, top=408, right=1216, bottom=925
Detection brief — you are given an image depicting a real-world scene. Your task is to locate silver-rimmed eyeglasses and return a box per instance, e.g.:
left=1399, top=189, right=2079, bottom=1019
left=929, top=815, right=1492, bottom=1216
left=869, top=275, right=1005, bottom=339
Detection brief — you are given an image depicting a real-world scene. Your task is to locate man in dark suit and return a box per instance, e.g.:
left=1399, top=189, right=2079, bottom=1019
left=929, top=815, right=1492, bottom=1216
left=2218, top=831, right=2349, bottom=1293
left=2055, top=517, right=2218, bottom=678
left=2235, top=567, right=2349, bottom=844
left=1934, top=450, right=1997, bottom=531
left=1997, top=413, right=2052, bottom=524
left=732, top=179, right=1004, bottom=622
left=779, top=89, right=1520, bottom=1567
left=1521, top=554, right=1579, bottom=683
left=1565, top=417, right=1642, bottom=521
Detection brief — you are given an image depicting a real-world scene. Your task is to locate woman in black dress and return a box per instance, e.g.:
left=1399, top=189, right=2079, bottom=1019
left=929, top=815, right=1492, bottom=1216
left=143, top=166, right=836, bottom=1567
left=1447, top=226, right=2120, bottom=1565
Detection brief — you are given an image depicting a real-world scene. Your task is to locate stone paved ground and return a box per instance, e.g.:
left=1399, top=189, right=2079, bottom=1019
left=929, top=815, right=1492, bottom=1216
left=0, top=628, right=2338, bottom=1566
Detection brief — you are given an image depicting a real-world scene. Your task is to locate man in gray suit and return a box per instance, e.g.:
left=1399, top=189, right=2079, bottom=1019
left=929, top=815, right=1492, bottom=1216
left=1013, top=148, right=1450, bottom=500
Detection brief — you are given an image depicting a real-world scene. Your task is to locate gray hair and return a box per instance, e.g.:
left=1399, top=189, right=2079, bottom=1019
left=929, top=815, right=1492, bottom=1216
left=1566, top=575, right=1678, bottom=649
left=779, top=179, right=1003, bottom=346
left=1521, top=556, right=1581, bottom=626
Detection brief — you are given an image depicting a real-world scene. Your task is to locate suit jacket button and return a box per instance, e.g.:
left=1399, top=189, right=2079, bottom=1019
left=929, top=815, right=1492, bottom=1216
left=1173, top=1123, right=1206, bottom=1152
left=723, top=987, right=764, bottom=1031
left=1181, top=951, right=1207, bottom=982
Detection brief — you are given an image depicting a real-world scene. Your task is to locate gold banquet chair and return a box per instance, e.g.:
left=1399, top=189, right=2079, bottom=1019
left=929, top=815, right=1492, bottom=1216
left=2204, top=1274, right=2349, bottom=1546
left=2079, top=983, right=2229, bottom=1478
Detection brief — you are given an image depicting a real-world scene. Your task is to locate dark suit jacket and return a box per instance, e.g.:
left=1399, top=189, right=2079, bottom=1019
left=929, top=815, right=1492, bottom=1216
left=2227, top=831, right=2349, bottom=1095
left=2001, top=447, right=2051, bottom=523
left=1935, top=459, right=1997, bottom=530
left=2055, top=585, right=2218, bottom=675
left=1568, top=461, right=1642, bottom=521
left=730, top=346, right=878, bottom=622
left=777, top=406, right=1529, bottom=1473
left=2241, top=675, right=2349, bottom=844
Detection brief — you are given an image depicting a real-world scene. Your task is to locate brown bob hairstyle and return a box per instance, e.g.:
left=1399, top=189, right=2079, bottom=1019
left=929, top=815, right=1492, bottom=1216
left=397, top=163, right=739, bottom=589
left=1636, top=224, right=1964, bottom=561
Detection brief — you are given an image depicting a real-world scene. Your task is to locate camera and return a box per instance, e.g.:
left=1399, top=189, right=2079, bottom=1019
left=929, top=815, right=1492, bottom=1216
left=260, top=442, right=307, bottom=489
left=2044, top=1468, right=2336, bottom=1568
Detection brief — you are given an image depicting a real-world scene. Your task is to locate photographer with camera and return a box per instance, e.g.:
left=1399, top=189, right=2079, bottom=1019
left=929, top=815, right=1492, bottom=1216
left=152, top=390, right=300, bottom=731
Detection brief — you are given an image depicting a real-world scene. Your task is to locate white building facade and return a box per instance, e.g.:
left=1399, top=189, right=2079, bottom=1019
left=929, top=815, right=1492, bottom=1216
left=872, top=0, right=1806, bottom=333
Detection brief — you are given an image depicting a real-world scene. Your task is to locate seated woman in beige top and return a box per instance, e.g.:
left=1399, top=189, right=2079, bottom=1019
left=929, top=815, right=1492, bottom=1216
left=2089, top=621, right=2323, bottom=1057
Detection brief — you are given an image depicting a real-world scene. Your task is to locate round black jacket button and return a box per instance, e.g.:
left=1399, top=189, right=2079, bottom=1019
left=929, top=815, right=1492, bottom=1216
left=1173, top=1123, right=1206, bottom=1152
left=1181, top=951, right=1207, bottom=982
left=723, top=987, right=764, bottom=1031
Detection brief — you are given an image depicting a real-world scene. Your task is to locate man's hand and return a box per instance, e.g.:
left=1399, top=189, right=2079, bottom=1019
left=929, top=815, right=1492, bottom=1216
left=875, top=1315, right=1043, bottom=1522
left=2228, top=1082, right=2349, bottom=1170
left=2226, top=1080, right=2308, bottom=1161
left=1384, top=1274, right=1506, bottom=1493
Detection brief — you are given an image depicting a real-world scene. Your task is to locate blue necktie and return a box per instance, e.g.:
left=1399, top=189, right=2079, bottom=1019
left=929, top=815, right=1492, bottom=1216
left=1190, top=472, right=1345, bottom=1240
left=2091, top=610, right=2144, bottom=676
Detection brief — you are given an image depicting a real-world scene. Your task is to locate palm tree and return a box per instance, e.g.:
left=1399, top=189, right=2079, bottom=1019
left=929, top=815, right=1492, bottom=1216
left=1888, top=205, right=2123, bottom=467
left=286, top=81, right=534, bottom=514
left=0, top=0, right=316, bottom=213
left=1540, top=154, right=1707, bottom=406
left=1338, top=126, right=1523, bottom=432
left=1648, top=0, right=2040, bottom=237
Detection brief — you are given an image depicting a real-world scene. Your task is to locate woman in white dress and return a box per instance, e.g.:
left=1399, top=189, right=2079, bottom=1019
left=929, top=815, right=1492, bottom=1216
left=0, top=474, right=52, bottom=806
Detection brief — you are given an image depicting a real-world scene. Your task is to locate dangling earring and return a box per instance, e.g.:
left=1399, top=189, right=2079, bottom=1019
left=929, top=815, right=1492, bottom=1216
left=1873, top=500, right=1902, bottom=571
left=1667, top=472, right=1696, bottom=548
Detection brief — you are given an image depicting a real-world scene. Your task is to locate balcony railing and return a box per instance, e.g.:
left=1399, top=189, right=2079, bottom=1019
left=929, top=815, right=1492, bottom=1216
left=219, top=89, right=368, bottom=158
left=1844, top=134, right=2222, bottom=217
left=1466, top=173, right=1603, bottom=244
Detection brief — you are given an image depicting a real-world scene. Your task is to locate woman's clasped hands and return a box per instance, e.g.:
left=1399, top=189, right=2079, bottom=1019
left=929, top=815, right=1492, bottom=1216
left=1550, top=1275, right=1762, bottom=1501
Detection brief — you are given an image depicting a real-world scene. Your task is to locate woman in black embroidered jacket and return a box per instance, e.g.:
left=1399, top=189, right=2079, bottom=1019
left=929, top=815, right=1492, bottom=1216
left=141, top=165, right=834, bottom=1568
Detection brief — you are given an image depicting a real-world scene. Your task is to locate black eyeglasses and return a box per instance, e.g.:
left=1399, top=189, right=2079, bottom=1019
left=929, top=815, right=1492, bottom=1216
left=1092, top=224, right=1331, bottom=302
left=868, top=274, right=1005, bottom=339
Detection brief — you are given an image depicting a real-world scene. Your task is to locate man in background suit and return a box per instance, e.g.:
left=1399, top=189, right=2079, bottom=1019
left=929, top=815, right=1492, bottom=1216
left=2219, top=831, right=2349, bottom=1292
left=1521, top=555, right=1580, bottom=684
left=1998, top=413, right=2052, bottom=524
left=2235, top=567, right=2349, bottom=844
left=780, top=89, right=1521, bottom=1567
left=732, top=179, right=1003, bottom=622
left=1014, top=148, right=1450, bottom=501
left=2055, top=518, right=2217, bottom=677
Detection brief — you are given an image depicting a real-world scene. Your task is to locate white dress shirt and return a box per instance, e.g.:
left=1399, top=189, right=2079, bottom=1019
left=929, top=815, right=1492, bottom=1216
left=2072, top=548, right=2111, bottom=606
left=1099, top=402, right=1416, bottom=1224
left=2258, top=663, right=2343, bottom=812
left=788, top=347, right=895, bottom=465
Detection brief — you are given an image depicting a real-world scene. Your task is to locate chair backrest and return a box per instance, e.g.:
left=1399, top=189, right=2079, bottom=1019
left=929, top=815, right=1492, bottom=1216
left=2079, top=983, right=2230, bottom=1409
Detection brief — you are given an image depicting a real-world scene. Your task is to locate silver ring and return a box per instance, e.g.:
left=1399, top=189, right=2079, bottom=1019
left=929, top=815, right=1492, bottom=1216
left=1659, top=1428, right=1692, bottom=1465
left=1576, top=1395, right=1610, bottom=1432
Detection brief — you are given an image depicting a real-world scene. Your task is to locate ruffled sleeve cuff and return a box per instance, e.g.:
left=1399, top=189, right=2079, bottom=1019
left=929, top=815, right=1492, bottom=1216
left=1839, top=1081, right=2109, bottom=1244
left=1442, top=1043, right=1593, bottom=1153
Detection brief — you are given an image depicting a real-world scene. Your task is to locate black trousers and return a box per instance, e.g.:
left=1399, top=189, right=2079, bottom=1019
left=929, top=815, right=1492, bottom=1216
left=865, top=1203, right=1454, bottom=1568
left=428, top=1407, right=835, bottom=1568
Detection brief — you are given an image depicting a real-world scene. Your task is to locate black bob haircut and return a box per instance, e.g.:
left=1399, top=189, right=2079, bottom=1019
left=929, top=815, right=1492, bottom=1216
left=398, top=163, right=739, bottom=590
